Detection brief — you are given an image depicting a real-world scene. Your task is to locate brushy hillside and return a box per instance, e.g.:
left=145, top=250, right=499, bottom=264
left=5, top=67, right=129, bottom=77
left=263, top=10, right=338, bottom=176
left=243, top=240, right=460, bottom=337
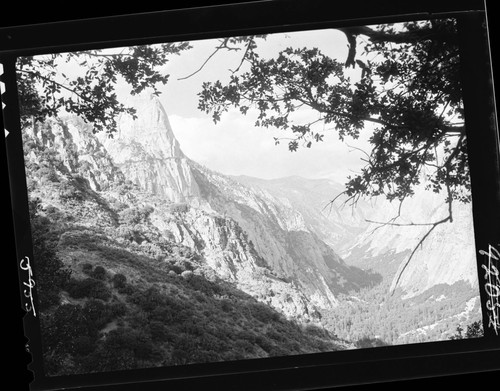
left=24, top=128, right=350, bottom=376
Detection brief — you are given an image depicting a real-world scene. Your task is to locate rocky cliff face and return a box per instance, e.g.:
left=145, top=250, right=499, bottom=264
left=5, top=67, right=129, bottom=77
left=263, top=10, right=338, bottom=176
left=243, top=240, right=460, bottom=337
left=340, top=188, right=478, bottom=298
left=147, top=202, right=318, bottom=321
left=97, top=94, right=201, bottom=203
left=91, top=94, right=379, bottom=314
left=187, top=162, right=381, bottom=308
left=24, top=92, right=480, bottom=323
left=25, top=116, right=125, bottom=193
left=100, top=94, right=479, bottom=303
left=24, top=94, right=369, bottom=321
left=232, top=175, right=366, bottom=249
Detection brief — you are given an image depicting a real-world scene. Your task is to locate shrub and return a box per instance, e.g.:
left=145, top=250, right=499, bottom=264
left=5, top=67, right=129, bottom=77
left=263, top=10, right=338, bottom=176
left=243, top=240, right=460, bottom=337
left=117, top=283, right=135, bottom=296
left=109, top=302, right=127, bottom=318
left=140, top=242, right=164, bottom=260
left=234, top=339, right=255, bottom=355
left=171, top=334, right=198, bottom=365
left=30, top=210, right=72, bottom=310
left=119, top=206, right=153, bottom=225
left=254, top=335, right=274, bottom=353
left=66, top=278, right=111, bottom=301
left=149, top=320, right=169, bottom=340
left=105, top=327, right=158, bottom=361
left=304, top=324, right=331, bottom=339
left=248, top=303, right=280, bottom=323
left=168, top=264, right=183, bottom=275
left=112, top=273, right=127, bottom=289
left=38, top=167, right=59, bottom=183
left=58, top=181, right=83, bottom=201
left=169, top=203, right=189, bottom=214
left=129, top=286, right=168, bottom=313
left=354, top=336, right=389, bottom=348
left=91, top=282, right=112, bottom=301
left=73, top=335, right=97, bottom=356
left=187, top=274, right=222, bottom=296
left=44, top=205, right=60, bottom=215
left=450, top=320, right=484, bottom=339
left=42, top=304, right=93, bottom=354
left=82, top=338, right=136, bottom=372
left=81, top=263, right=93, bottom=275
left=220, top=299, right=232, bottom=313
left=119, top=208, right=141, bottom=225
left=91, top=265, right=107, bottom=280
left=82, top=299, right=112, bottom=331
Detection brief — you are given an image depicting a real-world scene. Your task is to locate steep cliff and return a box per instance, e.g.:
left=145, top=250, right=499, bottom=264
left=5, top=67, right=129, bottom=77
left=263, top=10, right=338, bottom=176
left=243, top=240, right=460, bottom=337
left=23, top=95, right=354, bottom=321
left=97, top=94, right=201, bottom=203
left=23, top=91, right=480, bottom=336
left=187, top=162, right=380, bottom=309
left=92, top=93, right=379, bottom=315
left=341, top=187, right=478, bottom=298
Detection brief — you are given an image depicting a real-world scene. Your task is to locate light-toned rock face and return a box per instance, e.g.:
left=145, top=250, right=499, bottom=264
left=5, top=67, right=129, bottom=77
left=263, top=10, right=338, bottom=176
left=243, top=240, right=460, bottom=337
left=94, top=95, right=375, bottom=312
left=341, top=186, right=478, bottom=298
left=25, top=93, right=357, bottom=320
left=98, top=93, right=201, bottom=203
left=97, top=93, right=479, bottom=304
left=150, top=204, right=317, bottom=321
left=26, top=116, right=125, bottom=193
left=24, top=91, right=480, bottom=322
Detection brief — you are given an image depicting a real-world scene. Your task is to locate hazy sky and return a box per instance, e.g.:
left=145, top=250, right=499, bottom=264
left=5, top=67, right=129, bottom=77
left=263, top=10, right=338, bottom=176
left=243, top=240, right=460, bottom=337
left=46, top=27, right=375, bottom=182
left=152, top=28, right=373, bottom=182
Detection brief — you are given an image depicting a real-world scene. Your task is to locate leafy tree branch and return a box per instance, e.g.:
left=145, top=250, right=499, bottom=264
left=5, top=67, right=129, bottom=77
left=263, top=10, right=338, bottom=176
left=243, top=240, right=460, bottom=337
left=196, top=19, right=470, bottom=290
left=16, top=42, right=192, bottom=133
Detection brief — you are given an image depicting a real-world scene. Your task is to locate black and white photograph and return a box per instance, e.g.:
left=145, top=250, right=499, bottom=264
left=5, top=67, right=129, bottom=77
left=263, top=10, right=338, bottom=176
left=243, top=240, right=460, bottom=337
left=15, top=20, right=486, bottom=372
left=1, top=1, right=499, bottom=390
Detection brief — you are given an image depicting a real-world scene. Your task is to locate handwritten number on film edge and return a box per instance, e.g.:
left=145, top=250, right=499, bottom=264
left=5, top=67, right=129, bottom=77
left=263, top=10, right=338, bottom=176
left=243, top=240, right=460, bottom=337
left=19, top=256, right=36, bottom=317
left=479, top=245, right=500, bottom=335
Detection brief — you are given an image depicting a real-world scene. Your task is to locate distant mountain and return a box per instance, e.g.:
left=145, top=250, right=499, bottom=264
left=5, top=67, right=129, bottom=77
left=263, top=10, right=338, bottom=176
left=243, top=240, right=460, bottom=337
left=102, top=92, right=479, bottom=303
left=231, top=173, right=479, bottom=300
left=340, top=189, right=478, bottom=298
left=231, top=175, right=365, bottom=249
left=97, top=96, right=201, bottom=203
left=24, top=93, right=381, bottom=324
left=23, top=105, right=354, bottom=375
left=23, top=91, right=481, bottom=350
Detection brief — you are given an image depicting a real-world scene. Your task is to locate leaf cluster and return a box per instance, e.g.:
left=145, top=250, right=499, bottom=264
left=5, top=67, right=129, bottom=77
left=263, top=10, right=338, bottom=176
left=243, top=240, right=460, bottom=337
left=16, top=42, right=191, bottom=134
left=198, top=19, right=469, bottom=207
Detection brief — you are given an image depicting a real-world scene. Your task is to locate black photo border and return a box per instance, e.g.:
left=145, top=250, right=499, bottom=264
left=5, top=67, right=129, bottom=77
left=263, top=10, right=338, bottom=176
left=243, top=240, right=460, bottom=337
left=1, top=1, right=499, bottom=390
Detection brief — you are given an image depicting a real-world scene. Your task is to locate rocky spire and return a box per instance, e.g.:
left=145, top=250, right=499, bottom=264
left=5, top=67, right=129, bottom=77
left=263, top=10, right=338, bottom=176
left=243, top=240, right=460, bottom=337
left=116, top=92, right=184, bottom=159
left=100, top=92, right=200, bottom=203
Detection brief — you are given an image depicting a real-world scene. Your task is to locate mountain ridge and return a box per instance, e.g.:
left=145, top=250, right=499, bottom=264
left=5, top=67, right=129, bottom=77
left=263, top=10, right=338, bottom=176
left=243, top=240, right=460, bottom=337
left=23, top=92, right=482, bottom=348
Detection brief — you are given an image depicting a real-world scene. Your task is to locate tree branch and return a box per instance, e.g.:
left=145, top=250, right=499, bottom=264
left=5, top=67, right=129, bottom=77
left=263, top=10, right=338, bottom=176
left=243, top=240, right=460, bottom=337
left=390, top=181, right=454, bottom=295
left=178, top=38, right=245, bottom=81
left=365, top=217, right=449, bottom=228
left=322, top=190, right=348, bottom=216
left=177, top=46, right=224, bottom=81
left=346, top=143, right=370, bottom=160
left=366, top=198, right=405, bottom=235
left=340, top=25, right=457, bottom=46
left=17, top=69, right=93, bottom=104
left=230, top=38, right=254, bottom=74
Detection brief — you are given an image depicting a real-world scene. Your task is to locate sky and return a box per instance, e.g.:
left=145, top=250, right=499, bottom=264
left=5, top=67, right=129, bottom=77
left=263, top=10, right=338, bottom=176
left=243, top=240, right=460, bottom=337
left=149, top=28, right=374, bottom=182
left=33, top=27, right=376, bottom=182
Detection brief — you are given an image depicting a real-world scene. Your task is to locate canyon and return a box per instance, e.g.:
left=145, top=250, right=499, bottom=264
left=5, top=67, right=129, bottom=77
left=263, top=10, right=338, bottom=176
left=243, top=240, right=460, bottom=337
left=24, top=92, right=482, bottom=342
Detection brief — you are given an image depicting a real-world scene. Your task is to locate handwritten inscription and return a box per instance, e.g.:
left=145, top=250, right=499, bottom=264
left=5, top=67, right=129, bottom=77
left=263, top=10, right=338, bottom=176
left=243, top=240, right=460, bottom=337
left=479, top=244, right=500, bottom=335
left=19, top=256, right=36, bottom=317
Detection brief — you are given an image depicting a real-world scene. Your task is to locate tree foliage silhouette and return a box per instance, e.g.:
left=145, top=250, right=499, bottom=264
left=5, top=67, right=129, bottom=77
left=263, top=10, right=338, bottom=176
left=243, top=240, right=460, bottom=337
left=195, top=20, right=469, bottom=287
left=17, top=19, right=469, bottom=288
left=16, top=42, right=191, bottom=133
left=198, top=20, right=468, bottom=210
